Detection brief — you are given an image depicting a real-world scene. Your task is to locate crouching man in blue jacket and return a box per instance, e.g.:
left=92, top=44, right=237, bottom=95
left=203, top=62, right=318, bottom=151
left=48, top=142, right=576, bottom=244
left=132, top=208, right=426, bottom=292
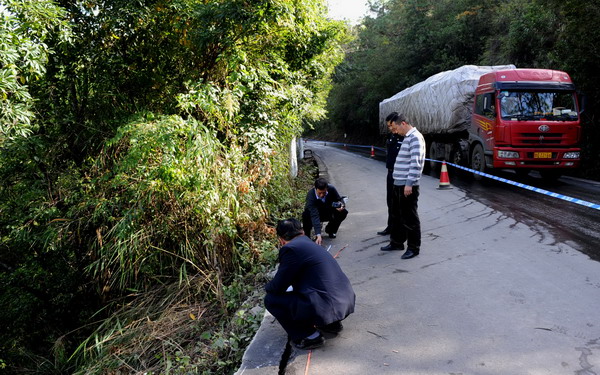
left=264, top=218, right=356, bottom=350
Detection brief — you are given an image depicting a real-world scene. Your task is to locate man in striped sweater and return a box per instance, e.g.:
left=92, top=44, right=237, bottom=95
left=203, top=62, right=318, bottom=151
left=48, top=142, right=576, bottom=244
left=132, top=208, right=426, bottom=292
left=380, top=113, right=426, bottom=259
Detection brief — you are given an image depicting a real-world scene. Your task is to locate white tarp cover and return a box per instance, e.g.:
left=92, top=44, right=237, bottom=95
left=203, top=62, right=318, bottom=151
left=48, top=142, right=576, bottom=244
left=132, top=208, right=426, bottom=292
left=379, top=65, right=516, bottom=134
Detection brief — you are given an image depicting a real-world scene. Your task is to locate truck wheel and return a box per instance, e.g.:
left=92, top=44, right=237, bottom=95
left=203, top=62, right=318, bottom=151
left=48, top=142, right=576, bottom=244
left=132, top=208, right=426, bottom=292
left=471, top=144, right=485, bottom=180
left=450, top=144, right=463, bottom=166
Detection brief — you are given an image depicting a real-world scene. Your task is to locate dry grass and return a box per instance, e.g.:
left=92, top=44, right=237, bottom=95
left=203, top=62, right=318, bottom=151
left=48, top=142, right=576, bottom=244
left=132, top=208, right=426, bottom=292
left=72, top=273, right=262, bottom=375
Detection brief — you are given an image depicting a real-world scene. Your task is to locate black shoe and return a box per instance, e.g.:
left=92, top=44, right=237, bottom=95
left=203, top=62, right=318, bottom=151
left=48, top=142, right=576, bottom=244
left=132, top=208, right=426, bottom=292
left=377, top=228, right=390, bottom=235
left=401, top=249, right=419, bottom=259
left=292, top=333, right=325, bottom=350
left=328, top=233, right=336, bottom=238
left=381, top=243, right=404, bottom=251
left=317, top=321, right=343, bottom=334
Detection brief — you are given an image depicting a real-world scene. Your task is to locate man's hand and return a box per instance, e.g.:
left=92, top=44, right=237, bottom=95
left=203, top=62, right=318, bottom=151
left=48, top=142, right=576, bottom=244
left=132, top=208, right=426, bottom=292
left=315, top=234, right=322, bottom=245
left=404, top=185, right=413, bottom=197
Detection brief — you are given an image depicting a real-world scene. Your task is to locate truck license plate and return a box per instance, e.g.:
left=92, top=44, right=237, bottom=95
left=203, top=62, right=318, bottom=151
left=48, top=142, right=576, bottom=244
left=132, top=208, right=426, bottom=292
left=534, top=152, right=552, bottom=159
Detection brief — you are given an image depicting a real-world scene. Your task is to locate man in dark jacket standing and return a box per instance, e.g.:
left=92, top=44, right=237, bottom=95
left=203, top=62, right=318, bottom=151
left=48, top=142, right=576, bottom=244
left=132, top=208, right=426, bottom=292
left=302, top=177, right=348, bottom=245
left=265, top=218, right=356, bottom=349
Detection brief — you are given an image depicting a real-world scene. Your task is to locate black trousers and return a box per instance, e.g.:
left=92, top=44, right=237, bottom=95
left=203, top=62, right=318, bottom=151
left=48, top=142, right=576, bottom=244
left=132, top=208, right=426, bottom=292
left=264, top=292, right=316, bottom=340
left=302, top=207, right=348, bottom=237
left=390, top=185, right=421, bottom=251
left=386, top=170, right=394, bottom=228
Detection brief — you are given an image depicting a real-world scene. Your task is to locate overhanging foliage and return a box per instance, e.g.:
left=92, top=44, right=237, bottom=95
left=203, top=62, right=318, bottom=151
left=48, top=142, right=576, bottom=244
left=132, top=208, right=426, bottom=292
left=0, top=0, right=347, bottom=373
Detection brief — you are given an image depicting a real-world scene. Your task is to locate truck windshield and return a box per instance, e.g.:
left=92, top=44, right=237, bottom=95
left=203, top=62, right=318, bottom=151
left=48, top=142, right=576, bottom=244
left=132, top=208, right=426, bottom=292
left=499, top=91, right=578, bottom=121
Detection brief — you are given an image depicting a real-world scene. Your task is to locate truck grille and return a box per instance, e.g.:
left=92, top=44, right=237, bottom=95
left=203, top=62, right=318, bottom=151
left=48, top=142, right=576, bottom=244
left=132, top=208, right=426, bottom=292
left=517, top=133, right=563, bottom=145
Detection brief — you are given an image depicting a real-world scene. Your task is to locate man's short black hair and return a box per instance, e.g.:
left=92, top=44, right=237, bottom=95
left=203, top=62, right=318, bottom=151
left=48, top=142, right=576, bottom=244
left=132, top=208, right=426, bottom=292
left=276, top=218, right=304, bottom=241
left=385, top=112, right=398, bottom=122
left=314, top=177, right=328, bottom=190
left=387, top=112, right=407, bottom=124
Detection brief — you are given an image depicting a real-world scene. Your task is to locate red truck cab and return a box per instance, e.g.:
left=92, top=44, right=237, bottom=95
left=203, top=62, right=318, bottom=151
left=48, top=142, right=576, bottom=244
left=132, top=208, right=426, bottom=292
left=470, top=69, right=581, bottom=179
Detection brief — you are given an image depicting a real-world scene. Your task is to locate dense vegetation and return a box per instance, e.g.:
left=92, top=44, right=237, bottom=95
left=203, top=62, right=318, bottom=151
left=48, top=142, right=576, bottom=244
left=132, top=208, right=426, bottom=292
left=316, top=0, right=600, bottom=180
left=0, top=0, right=345, bottom=373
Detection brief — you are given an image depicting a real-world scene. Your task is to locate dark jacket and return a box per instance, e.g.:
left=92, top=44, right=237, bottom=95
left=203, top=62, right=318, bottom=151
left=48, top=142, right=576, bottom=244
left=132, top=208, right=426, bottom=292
left=386, top=133, right=404, bottom=170
left=265, top=235, right=355, bottom=326
left=303, top=184, right=343, bottom=235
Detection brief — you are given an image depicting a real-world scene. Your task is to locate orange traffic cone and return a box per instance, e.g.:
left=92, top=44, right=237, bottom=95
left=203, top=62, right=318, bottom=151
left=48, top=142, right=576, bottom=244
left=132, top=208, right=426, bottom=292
left=370, top=146, right=375, bottom=157
left=437, top=161, right=452, bottom=190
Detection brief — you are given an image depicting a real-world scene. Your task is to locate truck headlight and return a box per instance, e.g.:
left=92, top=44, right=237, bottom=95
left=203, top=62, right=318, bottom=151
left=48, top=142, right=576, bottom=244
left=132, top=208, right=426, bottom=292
left=497, top=150, right=520, bottom=159
left=563, top=152, right=580, bottom=159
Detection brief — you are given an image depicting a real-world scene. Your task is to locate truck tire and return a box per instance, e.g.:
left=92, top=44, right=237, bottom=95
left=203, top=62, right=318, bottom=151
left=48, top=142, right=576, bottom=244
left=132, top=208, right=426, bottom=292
left=449, top=143, right=464, bottom=166
left=471, top=144, right=485, bottom=180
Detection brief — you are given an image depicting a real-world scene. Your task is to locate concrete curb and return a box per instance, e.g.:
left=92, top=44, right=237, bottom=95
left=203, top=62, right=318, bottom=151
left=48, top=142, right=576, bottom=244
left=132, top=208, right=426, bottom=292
left=303, top=147, right=328, bottom=181
left=234, top=311, right=288, bottom=375
left=312, top=152, right=329, bottom=180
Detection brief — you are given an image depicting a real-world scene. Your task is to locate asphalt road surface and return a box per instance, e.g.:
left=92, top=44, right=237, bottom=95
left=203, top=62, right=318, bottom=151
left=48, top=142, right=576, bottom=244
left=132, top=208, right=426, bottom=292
left=321, top=140, right=600, bottom=261
left=282, top=140, right=600, bottom=375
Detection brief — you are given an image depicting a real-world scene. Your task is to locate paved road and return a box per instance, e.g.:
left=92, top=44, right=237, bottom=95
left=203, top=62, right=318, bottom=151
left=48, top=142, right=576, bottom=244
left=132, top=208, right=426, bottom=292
left=236, top=141, right=600, bottom=375
left=327, top=140, right=600, bottom=261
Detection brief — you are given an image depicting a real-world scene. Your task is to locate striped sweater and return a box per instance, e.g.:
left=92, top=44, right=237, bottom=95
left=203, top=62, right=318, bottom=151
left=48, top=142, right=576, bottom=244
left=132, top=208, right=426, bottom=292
left=393, top=127, right=426, bottom=186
